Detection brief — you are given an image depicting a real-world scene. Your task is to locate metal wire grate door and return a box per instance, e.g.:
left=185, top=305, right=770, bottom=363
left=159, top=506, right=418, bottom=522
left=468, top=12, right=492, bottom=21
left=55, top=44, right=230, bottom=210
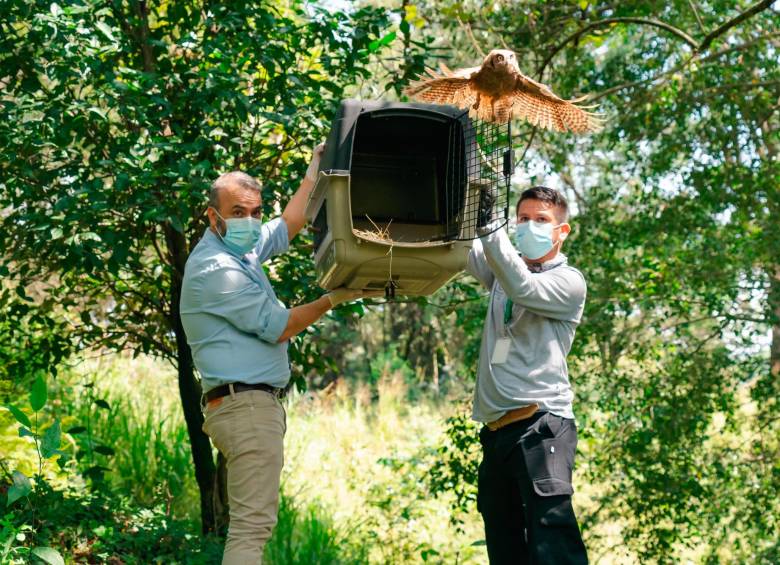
left=445, top=112, right=512, bottom=240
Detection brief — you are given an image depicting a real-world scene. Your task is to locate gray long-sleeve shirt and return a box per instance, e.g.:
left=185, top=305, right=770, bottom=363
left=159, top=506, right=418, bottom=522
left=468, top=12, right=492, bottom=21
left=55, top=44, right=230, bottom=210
left=467, top=228, right=586, bottom=422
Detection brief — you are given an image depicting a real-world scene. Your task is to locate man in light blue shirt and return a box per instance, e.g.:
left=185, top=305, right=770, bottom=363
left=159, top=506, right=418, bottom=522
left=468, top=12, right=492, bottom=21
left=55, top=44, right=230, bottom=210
left=181, top=215, right=293, bottom=391
left=180, top=145, right=373, bottom=564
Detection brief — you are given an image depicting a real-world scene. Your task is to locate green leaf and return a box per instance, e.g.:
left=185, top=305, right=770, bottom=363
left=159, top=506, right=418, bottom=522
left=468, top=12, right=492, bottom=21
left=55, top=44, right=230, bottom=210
left=19, top=426, right=35, bottom=438
left=94, top=399, right=110, bottom=410
left=6, top=404, right=32, bottom=428
left=40, top=420, right=62, bottom=459
left=84, top=465, right=110, bottom=481
left=369, top=31, right=397, bottom=52
left=30, top=375, right=47, bottom=412
left=67, top=425, right=87, bottom=434
left=378, top=31, right=396, bottom=47
left=31, top=547, right=65, bottom=565
left=93, top=444, right=115, bottom=456
left=95, top=21, right=115, bottom=43
left=7, top=471, right=32, bottom=505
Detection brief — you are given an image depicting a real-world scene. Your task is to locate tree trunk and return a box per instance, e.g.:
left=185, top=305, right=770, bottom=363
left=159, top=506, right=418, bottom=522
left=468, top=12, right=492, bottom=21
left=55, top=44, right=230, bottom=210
left=128, top=0, right=226, bottom=534
left=165, top=223, right=225, bottom=534
left=174, top=318, right=219, bottom=534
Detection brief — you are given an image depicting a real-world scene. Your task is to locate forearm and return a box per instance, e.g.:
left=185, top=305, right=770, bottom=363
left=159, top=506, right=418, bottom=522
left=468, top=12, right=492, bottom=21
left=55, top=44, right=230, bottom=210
left=466, top=240, right=495, bottom=289
left=480, top=228, right=535, bottom=299
left=481, top=228, right=584, bottom=320
left=281, top=176, right=315, bottom=242
left=276, top=295, right=331, bottom=342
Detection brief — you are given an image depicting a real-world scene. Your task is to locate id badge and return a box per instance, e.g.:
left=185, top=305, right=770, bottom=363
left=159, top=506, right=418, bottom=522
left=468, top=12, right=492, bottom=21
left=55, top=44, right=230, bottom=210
left=491, top=337, right=511, bottom=365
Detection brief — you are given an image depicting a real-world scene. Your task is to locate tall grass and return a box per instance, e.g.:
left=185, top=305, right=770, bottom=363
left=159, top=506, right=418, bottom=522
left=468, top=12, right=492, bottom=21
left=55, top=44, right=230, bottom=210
left=264, top=494, right=369, bottom=564
left=60, top=354, right=198, bottom=518
left=282, top=369, right=488, bottom=564
left=54, top=352, right=489, bottom=563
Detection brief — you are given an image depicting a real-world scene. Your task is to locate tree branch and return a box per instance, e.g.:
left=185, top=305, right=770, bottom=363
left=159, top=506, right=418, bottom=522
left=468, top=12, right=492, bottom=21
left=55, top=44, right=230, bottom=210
left=513, top=126, right=538, bottom=163
left=698, top=0, right=776, bottom=52
left=586, top=31, right=780, bottom=103
left=687, top=0, right=706, bottom=33
left=457, top=16, right=486, bottom=58
left=537, top=3, right=775, bottom=82
left=537, top=17, right=698, bottom=80
left=133, top=0, right=155, bottom=73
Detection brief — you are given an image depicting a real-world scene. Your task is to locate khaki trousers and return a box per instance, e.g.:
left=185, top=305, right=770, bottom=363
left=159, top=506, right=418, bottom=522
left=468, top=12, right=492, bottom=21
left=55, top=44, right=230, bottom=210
left=202, top=389, right=286, bottom=565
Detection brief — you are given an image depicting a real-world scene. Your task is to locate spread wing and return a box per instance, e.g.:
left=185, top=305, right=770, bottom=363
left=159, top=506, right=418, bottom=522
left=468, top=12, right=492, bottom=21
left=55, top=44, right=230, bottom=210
left=512, top=73, right=604, bottom=133
left=404, top=73, right=476, bottom=109
left=438, top=62, right=481, bottom=79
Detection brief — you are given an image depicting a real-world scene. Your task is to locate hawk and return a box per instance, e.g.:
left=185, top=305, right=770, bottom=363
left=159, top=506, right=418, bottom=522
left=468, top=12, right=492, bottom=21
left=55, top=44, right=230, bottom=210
left=404, top=49, right=603, bottom=133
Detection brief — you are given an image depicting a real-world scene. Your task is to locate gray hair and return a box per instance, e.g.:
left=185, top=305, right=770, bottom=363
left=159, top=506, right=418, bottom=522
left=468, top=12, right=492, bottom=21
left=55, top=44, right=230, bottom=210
left=208, top=171, right=262, bottom=209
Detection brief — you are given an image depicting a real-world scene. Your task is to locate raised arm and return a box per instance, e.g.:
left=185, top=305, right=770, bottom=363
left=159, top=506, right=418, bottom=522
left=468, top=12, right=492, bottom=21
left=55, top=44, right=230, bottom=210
left=282, top=142, right=325, bottom=241
left=466, top=239, right=495, bottom=289
left=480, top=227, right=586, bottom=322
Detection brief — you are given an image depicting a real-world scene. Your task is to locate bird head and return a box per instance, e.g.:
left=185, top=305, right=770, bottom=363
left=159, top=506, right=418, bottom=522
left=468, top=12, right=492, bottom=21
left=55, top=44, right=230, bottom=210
left=485, top=49, right=518, bottom=71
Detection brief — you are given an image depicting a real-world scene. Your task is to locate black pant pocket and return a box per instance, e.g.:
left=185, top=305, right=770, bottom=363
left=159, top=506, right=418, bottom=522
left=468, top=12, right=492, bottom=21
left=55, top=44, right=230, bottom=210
left=532, top=477, right=574, bottom=497
left=519, top=414, right=577, bottom=496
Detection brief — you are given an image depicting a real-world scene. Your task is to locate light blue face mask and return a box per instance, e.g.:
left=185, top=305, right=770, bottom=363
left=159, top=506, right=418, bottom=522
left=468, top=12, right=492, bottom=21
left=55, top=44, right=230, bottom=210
left=214, top=210, right=263, bottom=256
left=513, top=220, right=561, bottom=260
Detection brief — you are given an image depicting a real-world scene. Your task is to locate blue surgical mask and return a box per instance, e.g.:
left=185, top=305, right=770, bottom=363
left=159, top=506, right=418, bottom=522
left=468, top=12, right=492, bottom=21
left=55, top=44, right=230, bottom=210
left=214, top=210, right=263, bottom=256
left=513, top=220, right=561, bottom=260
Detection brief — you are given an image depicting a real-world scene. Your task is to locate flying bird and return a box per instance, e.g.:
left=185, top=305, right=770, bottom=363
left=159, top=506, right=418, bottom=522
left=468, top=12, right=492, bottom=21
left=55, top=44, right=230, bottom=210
left=404, top=49, right=603, bottom=133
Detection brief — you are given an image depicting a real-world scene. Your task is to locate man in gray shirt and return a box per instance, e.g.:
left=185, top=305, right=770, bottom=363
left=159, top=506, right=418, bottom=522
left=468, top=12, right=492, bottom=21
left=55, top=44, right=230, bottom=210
left=468, top=186, right=588, bottom=564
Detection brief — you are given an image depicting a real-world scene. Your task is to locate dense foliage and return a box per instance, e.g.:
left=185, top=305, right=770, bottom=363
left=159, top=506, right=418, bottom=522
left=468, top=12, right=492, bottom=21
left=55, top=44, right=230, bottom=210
left=0, top=0, right=431, bottom=533
left=2, top=0, right=778, bottom=563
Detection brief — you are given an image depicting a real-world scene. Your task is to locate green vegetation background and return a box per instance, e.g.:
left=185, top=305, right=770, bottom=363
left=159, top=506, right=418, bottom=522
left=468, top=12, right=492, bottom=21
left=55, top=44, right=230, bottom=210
left=1, top=0, right=778, bottom=563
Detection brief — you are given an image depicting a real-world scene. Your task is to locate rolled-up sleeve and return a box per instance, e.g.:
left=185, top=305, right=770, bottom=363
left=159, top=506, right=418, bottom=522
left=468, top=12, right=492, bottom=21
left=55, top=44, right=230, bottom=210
left=200, top=263, right=290, bottom=343
left=254, top=217, right=289, bottom=263
left=480, top=228, right=586, bottom=322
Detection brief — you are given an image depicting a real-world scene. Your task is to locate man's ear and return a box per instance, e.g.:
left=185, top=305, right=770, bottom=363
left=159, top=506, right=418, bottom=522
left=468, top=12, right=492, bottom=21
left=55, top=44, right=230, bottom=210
left=206, top=207, right=219, bottom=231
left=559, top=223, right=571, bottom=241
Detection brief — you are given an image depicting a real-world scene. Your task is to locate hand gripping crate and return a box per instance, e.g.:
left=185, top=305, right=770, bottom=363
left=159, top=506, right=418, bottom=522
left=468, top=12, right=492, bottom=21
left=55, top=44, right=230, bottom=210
left=304, top=99, right=512, bottom=297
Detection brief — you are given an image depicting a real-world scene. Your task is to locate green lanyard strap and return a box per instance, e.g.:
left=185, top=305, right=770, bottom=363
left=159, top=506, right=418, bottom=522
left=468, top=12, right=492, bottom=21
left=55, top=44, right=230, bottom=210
left=504, top=298, right=513, bottom=325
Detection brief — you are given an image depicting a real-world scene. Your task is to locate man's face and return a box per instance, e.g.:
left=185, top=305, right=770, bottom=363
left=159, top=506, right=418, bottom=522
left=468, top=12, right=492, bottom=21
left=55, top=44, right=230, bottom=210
left=207, top=184, right=262, bottom=235
left=516, top=198, right=571, bottom=259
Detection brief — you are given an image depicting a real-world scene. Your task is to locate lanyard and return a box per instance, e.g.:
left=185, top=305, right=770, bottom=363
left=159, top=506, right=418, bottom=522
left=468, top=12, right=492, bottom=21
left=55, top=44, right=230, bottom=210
left=504, top=297, right=513, bottom=325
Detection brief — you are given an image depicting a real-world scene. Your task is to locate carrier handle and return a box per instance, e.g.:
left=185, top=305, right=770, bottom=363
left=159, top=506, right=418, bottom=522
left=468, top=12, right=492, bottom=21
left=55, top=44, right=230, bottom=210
left=364, top=109, right=451, bottom=123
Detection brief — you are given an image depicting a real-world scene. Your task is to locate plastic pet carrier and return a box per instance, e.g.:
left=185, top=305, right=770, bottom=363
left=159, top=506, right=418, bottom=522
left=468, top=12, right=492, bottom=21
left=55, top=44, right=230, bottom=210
left=305, top=99, right=512, bottom=297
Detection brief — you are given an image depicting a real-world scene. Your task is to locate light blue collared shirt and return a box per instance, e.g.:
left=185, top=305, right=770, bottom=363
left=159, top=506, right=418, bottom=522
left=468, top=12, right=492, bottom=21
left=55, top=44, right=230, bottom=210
left=180, top=217, right=292, bottom=393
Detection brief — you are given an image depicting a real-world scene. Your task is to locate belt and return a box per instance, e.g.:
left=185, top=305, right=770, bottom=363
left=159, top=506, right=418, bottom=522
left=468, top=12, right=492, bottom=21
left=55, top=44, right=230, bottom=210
left=205, top=382, right=286, bottom=404
left=486, top=403, right=539, bottom=432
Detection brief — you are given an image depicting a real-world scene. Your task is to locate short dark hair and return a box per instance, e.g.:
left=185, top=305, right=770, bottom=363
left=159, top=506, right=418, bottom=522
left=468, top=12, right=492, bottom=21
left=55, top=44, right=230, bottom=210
left=516, top=186, right=569, bottom=222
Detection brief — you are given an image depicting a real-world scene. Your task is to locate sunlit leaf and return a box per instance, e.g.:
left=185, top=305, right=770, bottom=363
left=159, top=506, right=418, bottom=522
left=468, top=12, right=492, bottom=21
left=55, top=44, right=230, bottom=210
left=31, top=547, right=64, bottom=565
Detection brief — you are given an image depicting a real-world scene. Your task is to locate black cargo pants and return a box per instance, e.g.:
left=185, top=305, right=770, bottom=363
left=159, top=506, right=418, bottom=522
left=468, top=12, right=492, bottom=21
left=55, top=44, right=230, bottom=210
left=477, top=411, right=588, bottom=565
